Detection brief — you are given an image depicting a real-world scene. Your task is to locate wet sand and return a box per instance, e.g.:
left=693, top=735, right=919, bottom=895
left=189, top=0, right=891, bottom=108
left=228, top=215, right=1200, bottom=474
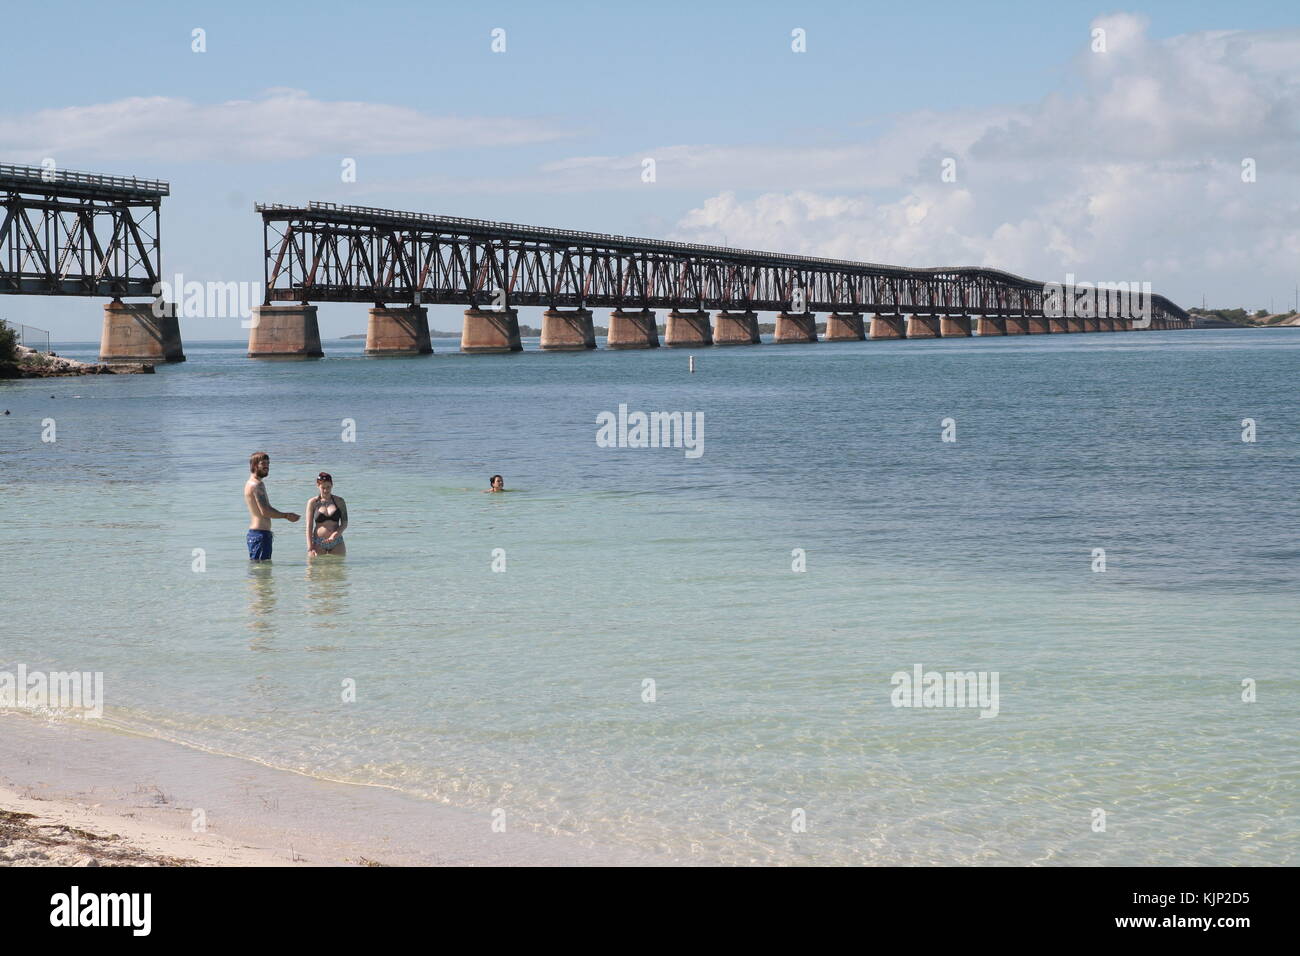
left=0, top=713, right=662, bottom=867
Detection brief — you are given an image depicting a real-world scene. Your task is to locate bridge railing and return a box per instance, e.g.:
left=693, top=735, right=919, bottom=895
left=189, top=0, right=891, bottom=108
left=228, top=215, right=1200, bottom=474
left=0, top=318, right=51, bottom=353
left=0, top=162, right=169, bottom=196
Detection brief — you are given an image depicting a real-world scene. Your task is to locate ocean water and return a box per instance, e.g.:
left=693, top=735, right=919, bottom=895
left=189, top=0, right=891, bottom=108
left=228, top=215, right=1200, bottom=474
left=1, top=329, right=1296, bottom=865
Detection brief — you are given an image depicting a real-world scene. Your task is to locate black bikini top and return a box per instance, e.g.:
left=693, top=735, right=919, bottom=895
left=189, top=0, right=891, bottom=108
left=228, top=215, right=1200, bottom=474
left=314, top=496, right=341, bottom=525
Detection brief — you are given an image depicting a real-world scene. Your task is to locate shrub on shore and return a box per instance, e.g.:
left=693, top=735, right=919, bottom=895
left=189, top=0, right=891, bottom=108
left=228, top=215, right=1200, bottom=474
left=0, top=321, right=17, bottom=366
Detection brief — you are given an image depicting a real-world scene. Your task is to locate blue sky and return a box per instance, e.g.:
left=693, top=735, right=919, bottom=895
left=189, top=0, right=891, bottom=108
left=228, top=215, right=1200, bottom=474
left=3, top=0, right=1298, bottom=339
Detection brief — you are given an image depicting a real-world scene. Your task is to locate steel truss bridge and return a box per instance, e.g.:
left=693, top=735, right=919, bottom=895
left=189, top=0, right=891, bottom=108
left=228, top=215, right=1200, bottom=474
left=0, top=162, right=167, bottom=297
left=256, top=201, right=1189, bottom=324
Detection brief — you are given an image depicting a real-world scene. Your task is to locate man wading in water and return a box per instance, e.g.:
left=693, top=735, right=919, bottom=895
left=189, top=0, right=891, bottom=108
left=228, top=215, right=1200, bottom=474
left=244, top=451, right=299, bottom=561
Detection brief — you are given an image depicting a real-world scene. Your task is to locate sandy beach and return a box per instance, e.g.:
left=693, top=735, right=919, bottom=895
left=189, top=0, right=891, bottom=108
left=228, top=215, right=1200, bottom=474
left=1, top=785, right=282, bottom=867
left=0, top=713, right=660, bottom=867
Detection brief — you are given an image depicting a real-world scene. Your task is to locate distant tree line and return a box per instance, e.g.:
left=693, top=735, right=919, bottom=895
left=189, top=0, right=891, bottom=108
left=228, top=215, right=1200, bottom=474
left=1188, top=308, right=1299, bottom=326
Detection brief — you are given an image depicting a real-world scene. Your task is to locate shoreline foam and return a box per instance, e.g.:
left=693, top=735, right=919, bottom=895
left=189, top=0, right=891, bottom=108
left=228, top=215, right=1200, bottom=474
left=0, top=713, right=662, bottom=867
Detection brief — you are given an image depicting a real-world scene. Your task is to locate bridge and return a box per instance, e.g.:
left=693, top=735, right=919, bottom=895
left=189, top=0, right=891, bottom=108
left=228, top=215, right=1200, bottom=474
left=0, top=162, right=183, bottom=362
left=252, top=200, right=1192, bottom=356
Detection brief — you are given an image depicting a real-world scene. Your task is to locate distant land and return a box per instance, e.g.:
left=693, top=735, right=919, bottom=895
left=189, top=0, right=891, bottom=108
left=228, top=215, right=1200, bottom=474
left=1188, top=308, right=1300, bottom=328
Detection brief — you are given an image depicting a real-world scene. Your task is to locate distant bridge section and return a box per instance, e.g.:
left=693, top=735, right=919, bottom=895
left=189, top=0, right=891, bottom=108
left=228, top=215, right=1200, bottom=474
left=251, top=200, right=1191, bottom=357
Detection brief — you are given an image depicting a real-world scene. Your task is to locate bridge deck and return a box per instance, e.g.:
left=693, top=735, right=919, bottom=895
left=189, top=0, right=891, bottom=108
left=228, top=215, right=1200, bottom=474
left=0, top=162, right=168, bottom=201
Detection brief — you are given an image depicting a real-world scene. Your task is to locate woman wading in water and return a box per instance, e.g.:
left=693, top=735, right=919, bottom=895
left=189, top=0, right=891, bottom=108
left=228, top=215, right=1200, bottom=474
left=307, top=472, right=348, bottom=557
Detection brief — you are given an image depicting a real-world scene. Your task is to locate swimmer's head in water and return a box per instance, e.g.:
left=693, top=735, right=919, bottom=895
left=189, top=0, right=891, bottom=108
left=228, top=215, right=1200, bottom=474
left=490, top=474, right=504, bottom=490
left=250, top=451, right=269, bottom=476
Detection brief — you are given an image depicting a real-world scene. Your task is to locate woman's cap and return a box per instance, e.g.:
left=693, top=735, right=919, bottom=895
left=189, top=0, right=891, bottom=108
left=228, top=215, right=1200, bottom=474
left=318, top=472, right=333, bottom=482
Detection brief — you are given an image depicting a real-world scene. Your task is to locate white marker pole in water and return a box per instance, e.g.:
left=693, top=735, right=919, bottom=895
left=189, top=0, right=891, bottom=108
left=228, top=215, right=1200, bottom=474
left=689, top=355, right=696, bottom=373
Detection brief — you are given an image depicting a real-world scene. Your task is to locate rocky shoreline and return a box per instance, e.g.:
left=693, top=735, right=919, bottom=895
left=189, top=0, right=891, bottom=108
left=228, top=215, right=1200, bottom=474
left=0, top=345, right=154, bottom=378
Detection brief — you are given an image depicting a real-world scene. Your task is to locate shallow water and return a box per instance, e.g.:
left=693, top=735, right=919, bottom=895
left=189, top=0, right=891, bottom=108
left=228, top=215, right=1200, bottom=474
left=2, top=329, right=1296, bottom=864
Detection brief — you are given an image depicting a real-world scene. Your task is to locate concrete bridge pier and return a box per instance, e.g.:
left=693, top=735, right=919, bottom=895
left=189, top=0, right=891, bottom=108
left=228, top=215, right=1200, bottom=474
left=823, top=312, right=866, bottom=341
left=1004, top=315, right=1029, bottom=335
left=1027, top=315, right=1050, bottom=334
left=774, top=312, right=818, bottom=343
left=607, top=309, right=659, bottom=349
left=664, top=310, right=713, bottom=347
left=1066, top=317, right=1085, bottom=333
left=100, top=299, right=186, bottom=363
left=1083, top=316, right=1102, bottom=333
left=976, top=316, right=1006, bottom=336
left=1116, top=317, right=1133, bottom=331
left=248, top=304, right=322, bottom=358
left=540, top=308, right=596, bottom=350
left=1048, top=316, right=1069, bottom=333
left=869, top=313, right=906, bottom=339
left=462, top=307, right=523, bottom=353
left=365, top=306, right=432, bottom=355
left=940, top=315, right=973, bottom=337
left=906, top=314, right=941, bottom=338
left=713, top=311, right=761, bottom=345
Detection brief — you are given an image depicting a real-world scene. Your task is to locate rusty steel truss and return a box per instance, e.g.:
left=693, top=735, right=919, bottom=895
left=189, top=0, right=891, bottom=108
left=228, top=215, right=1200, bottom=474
left=0, top=162, right=167, bottom=297
left=257, top=201, right=1189, bottom=323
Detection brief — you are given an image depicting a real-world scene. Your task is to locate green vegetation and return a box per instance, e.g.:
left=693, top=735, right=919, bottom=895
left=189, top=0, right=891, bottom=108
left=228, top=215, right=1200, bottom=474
left=0, top=320, right=18, bottom=366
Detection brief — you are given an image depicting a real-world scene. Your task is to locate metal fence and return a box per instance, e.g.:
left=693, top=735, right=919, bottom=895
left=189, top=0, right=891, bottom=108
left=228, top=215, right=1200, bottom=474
left=0, top=318, right=51, bottom=353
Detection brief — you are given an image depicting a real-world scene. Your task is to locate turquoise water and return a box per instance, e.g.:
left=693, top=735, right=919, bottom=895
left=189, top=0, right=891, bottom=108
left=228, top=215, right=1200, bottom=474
left=2, top=329, right=1296, bottom=864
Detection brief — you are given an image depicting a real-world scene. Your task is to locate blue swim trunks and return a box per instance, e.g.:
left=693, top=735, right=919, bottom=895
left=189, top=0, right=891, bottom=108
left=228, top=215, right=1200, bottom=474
left=247, top=529, right=273, bottom=561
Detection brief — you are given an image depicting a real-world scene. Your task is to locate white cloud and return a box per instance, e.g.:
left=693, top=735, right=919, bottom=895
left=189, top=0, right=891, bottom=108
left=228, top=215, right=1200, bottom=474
left=662, top=18, right=1300, bottom=304
left=0, top=88, right=568, bottom=162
